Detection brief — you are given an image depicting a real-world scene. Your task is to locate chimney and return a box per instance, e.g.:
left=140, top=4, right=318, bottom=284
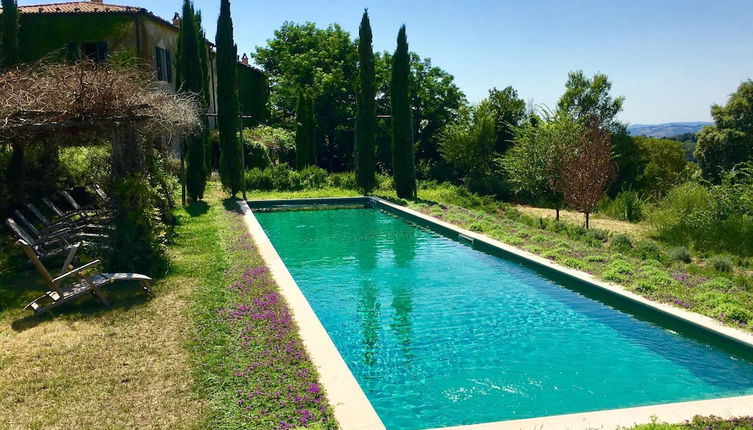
left=173, top=12, right=181, bottom=26
left=91, top=0, right=103, bottom=3
left=241, top=54, right=249, bottom=65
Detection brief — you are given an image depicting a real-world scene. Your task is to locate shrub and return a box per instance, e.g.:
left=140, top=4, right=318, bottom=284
left=598, top=190, right=644, bottom=222
left=635, top=240, right=662, bottom=261
left=668, top=246, right=692, bottom=263
left=610, top=234, right=633, bottom=251
left=585, top=254, right=608, bottom=263
left=701, top=277, right=734, bottom=292
left=545, top=220, right=568, bottom=233
left=603, top=259, right=635, bottom=283
left=245, top=165, right=329, bottom=191
left=708, top=255, right=733, bottom=273
left=587, top=229, right=609, bottom=242
left=330, top=172, right=358, bottom=189
left=59, top=145, right=111, bottom=191
left=648, top=175, right=753, bottom=257
left=563, top=257, right=590, bottom=271
left=567, top=225, right=587, bottom=239
left=695, top=291, right=752, bottom=324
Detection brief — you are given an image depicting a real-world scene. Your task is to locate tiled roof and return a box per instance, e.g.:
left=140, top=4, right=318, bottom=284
left=15, top=2, right=145, bottom=15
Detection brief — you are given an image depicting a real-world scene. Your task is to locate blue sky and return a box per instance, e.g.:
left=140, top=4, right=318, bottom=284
left=19, top=0, right=753, bottom=124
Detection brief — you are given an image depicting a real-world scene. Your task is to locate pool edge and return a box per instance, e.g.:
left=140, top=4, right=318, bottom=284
left=237, top=200, right=386, bottom=430
left=242, top=196, right=753, bottom=430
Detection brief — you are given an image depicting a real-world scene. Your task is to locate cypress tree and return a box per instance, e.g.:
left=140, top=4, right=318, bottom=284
left=177, top=0, right=206, bottom=201
left=306, top=93, right=317, bottom=167
left=216, top=0, right=243, bottom=196
left=391, top=25, right=416, bottom=199
left=355, top=9, right=377, bottom=193
left=0, top=0, right=19, bottom=68
left=195, top=10, right=213, bottom=175
left=294, top=91, right=308, bottom=169
left=294, top=91, right=316, bottom=169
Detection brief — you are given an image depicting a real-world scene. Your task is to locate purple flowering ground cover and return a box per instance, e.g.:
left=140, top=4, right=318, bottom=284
left=188, top=198, right=336, bottom=430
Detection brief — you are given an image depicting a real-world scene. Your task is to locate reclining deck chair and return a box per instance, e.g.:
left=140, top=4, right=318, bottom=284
left=61, top=191, right=111, bottom=220
left=5, top=218, right=79, bottom=266
left=26, top=202, right=106, bottom=237
left=16, top=239, right=153, bottom=315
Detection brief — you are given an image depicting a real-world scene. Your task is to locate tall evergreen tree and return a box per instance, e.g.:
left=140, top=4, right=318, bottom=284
left=306, top=93, right=317, bottom=166
left=216, top=0, right=243, bottom=196
left=0, top=0, right=19, bottom=68
left=177, top=0, right=206, bottom=201
left=195, top=10, right=213, bottom=174
left=355, top=10, right=377, bottom=193
left=294, top=91, right=316, bottom=169
left=294, top=90, right=308, bottom=169
left=391, top=25, right=416, bottom=199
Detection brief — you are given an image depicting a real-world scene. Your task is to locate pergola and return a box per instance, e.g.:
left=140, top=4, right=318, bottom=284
left=0, top=60, right=200, bottom=200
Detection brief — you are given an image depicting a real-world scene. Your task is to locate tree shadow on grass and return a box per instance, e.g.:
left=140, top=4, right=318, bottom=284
left=222, top=198, right=244, bottom=214
left=10, top=282, right=153, bottom=333
left=185, top=201, right=209, bottom=217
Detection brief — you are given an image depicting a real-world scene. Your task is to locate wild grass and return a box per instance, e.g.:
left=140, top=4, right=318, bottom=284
left=627, top=416, right=753, bottom=429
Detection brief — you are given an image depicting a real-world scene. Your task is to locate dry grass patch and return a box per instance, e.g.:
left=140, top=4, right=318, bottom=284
left=513, top=204, right=649, bottom=237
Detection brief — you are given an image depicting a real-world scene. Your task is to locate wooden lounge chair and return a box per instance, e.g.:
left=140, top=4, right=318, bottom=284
left=17, top=239, right=153, bottom=315
left=21, top=204, right=108, bottom=243
left=26, top=202, right=105, bottom=234
left=61, top=190, right=111, bottom=219
left=5, top=218, right=78, bottom=265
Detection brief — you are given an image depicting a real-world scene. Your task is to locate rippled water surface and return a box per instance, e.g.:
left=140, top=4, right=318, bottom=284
left=255, top=208, right=753, bottom=430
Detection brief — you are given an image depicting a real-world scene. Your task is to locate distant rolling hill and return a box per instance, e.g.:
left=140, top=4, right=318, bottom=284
left=627, top=122, right=713, bottom=138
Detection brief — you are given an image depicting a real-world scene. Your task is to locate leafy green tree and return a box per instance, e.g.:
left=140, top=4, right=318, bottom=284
left=557, top=70, right=639, bottom=194
left=391, top=25, right=416, bottom=199
left=438, top=102, right=497, bottom=193
left=372, top=53, right=466, bottom=173
left=253, top=22, right=357, bottom=170
left=634, top=136, right=687, bottom=198
left=557, top=70, right=625, bottom=127
left=216, top=0, right=243, bottom=196
left=502, top=112, right=579, bottom=219
left=177, top=0, right=206, bottom=201
left=355, top=10, right=377, bottom=193
left=695, top=80, right=753, bottom=182
left=0, top=0, right=19, bottom=68
left=243, top=125, right=296, bottom=165
left=408, top=54, right=467, bottom=165
left=487, top=86, right=526, bottom=153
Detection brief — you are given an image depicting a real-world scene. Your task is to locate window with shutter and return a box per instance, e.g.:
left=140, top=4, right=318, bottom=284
left=165, top=50, right=173, bottom=83
left=155, top=47, right=165, bottom=81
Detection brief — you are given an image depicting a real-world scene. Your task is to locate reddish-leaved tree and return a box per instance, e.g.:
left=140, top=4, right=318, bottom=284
left=562, top=117, right=617, bottom=228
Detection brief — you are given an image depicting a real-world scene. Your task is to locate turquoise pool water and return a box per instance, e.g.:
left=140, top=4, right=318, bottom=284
left=255, top=208, right=753, bottom=430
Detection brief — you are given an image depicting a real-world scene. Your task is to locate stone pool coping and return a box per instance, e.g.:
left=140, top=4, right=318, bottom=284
left=239, top=197, right=753, bottom=430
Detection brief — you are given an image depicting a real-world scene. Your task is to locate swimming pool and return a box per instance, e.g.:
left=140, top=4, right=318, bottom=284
left=254, top=205, right=753, bottom=430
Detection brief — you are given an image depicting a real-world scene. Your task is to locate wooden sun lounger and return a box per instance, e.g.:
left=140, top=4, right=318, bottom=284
left=5, top=218, right=78, bottom=265
left=16, top=239, right=153, bottom=315
left=61, top=191, right=111, bottom=219
left=26, top=202, right=106, bottom=236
